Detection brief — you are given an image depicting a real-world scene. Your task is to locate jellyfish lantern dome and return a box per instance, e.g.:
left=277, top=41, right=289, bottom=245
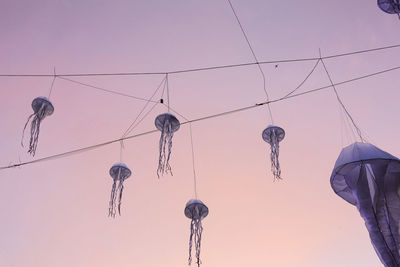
left=155, top=113, right=180, bottom=177
left=378, top=0, right=400, bottom=18
left=21, top=96, right=54, bottom=156
left=331, top=142, right=400, bottom=267
left=185, top=199, right=209, bottom=267
left=108, top=163, right=132, bottom=217
left=262, top=125, right=285, bottom=180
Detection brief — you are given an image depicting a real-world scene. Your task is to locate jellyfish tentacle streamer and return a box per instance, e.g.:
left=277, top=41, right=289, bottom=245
left=155, top=113, right=180, bottom=177
left=158, top=120, right=173, bottom=175
left=185, top=199, right=208, bottom=267
left=262, top=125, right=285, bottom=181
left=21, top=113, right=36, bottom=146
left=165, top=122, right=174, bottom=172
left=117, top=180, right=124, bottom=215
left=21, top=97, right=54, bottom=156
left=269, top=129, right=281, bottom=179
left=109, top=178, right=118, bottom=217
left=188, top=218, right=195, bottom=265
left=109, top=167, right=121, bottom=217
left=108, top=163, right=131, bottom=217
left=190, top=215, right=203, bottom=266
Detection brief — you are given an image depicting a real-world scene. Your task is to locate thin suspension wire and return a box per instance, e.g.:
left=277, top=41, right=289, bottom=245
left=339, top=101, right=356, bottom=146
left=124, top=101, right=160, bottom=136
left=0, top=43, right=400, bottom=78
left=48, top=67, right=57, bottom=99
left=339, top=104, right=344, bottom=147
left=281, top=59, right=320, bottom=99
left=120, top=140, right=124, bottom=162
left=274, top=65, right=400, bottom=102
left=166, top=74, right=170, bottom=112
left=1, top=130, right=159, bottom=170
left=226, top=0, right=260, bottom=70
left=319, top=51, right=365, bottom=142
left=226, top=0, right=274, bottom=123
left=343, top=105, right=358, bottom=142
left=158, top=73, right=168, bottom=111
left=1, top=64, right=400, bottom=171
left=122, top=76, right=167, bottom=137
left=337, top=91, right=357, bottom=144
left=58, top=76, right=158, bottom=103
left=162, top=103, right=190, bottom=122
left=189, top=123, right=198, bottom=199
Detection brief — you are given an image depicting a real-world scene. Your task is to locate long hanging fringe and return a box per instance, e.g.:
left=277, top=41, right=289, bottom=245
left=269, top=130, right=282, bottom=181
left=109, top=180, right=117, bottom=217
left=117, top=182, right=124, bottom=215
left=21, top=103, right=47, bottom=156
left=109, top=169, right=126, bottom=217
left=188, top=218, right=203, bottom=267
left=157, top=120, right=174, bottom=177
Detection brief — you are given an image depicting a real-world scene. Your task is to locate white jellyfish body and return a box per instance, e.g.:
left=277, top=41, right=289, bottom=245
left=185, top=199, right=209, bottom=267
left=108, top=163, right=131, bottom=217
left=155, top=113, right=180, bottom=177
left=21, top=96, right=54, bottom=156
left=331, top=142, right=400, bottom=266
left=262, top=125, right=285, bottom=181
left=378, top=0, right=400, bottom=17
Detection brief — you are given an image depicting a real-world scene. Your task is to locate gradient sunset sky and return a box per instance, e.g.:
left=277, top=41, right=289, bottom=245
left=1, top=0, right=400, bottom=266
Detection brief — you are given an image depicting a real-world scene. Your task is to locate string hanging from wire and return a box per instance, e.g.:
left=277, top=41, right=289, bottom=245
left=319, top=50, right=365, bottom=143
left=226, top=0, right=274, bottom=124
left=122, top=75, right=167, bottom=138
left=226, top=0, right=290, bottom=180
left=189, top=123, right=198, bottom=199
left=107, top=77, right=169, bottom=210
left=185, top=125, right=208, bottom=266
left=48, top=67, right=57, bottom=99
left=260, top=59, right=320, bottom=180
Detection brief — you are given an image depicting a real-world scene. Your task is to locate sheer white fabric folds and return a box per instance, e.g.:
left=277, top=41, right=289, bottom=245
left=331, top=142, right=400, bottom=267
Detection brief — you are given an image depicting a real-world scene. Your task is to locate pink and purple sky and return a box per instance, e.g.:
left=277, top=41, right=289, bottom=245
left=1, top=0, right=400, bottom=266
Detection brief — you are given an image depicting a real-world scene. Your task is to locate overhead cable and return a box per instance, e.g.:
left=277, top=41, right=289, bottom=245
left=1, top=64, right=399, bottom=171
left=0, top=44, right=399, bottom=78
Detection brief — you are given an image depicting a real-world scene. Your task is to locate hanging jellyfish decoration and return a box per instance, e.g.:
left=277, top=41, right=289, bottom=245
left=331, top=142, right=400, bottom=267
left=262, top=125, right=285, bottom=180
left=155, top=113, right=180, bottom=177
left=378, top=0, right=400, bottom=18
left=21, top=96, right=54, bottom=156
left=108, top=163, right=132, bottom=217
left=185, top=199, right=209, bottom=267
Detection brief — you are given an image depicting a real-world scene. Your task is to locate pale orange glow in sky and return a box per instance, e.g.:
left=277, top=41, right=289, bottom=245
left=1, top=1, right=400, bottom=266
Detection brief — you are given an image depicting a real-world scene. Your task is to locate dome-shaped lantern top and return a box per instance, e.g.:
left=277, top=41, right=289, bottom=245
left=185, top=199, right=209, bottom=220
left=32, top=97, right=54, bottom=116
left=378, top=0, right=400, bottom=16
left=262, top=125, right=285, bottom=144
left=155, top=113, right=180, bottom=132
left=109, top=163, right=132, bottom=180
